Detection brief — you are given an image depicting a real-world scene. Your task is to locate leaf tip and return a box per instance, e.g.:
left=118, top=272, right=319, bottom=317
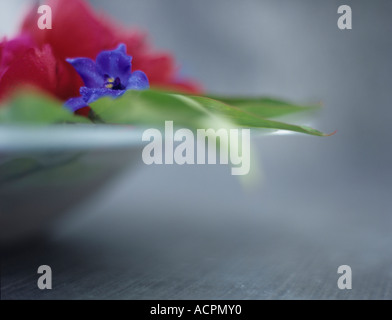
left=325, top=130, right=337, bottom=137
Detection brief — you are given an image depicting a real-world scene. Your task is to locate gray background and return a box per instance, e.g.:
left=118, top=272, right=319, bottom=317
left=2, top=0, right=392, bottom=299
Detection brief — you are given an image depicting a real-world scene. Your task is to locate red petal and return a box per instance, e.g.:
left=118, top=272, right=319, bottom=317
left=74, top=106, right=91, bottom=117
left=0, top=44, right=77, bottom=101
left=21, top=0, right=121, bottom=60
left=132, top=53, right=175, bottom=84
left=0, top=35, right=34, bottom=77
left=54, top=59, right=84, bottom=100
left=154, top=80, right=204, bottom=95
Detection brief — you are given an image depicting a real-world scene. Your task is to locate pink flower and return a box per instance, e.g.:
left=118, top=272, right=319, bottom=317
left=0, top=0, right=202, bottom=104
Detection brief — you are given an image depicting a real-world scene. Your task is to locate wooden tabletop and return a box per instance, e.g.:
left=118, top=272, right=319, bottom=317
left=2, top=136, right=392, bottom=300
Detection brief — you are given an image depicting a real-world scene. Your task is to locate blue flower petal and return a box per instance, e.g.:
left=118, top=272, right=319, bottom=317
left=66, top=58, right=104, bottom=88
left=64, top=96, right=87, bottom=112
left=80, top=87, right=126, bottom=104
left=66, top=44, right=149, bottom=110
left=127, top=70, right=150, bottom=90
left=96, top=44, right=131, bottom=87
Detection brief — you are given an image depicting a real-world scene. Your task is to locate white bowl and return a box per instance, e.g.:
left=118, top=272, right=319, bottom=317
left=0, top=125, right=144, bottom=244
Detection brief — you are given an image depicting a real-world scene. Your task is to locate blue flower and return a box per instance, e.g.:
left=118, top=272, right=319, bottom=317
left=64, top=43, right=149, bottom=112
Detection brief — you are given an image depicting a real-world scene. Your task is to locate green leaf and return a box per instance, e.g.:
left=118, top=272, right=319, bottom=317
left=207, top=96, right=320, bottom=118
left=190, top=96, right=330, bottom=136
left=90, top=90, right=222, bottom=129
left=0, top=89, right=331, bottom=137
left=91, top=90, right=330, bottom=136
left=0, top=91, right=90, bottom=125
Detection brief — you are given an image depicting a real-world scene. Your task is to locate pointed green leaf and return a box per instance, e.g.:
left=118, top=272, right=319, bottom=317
left=190, top=96, right=330, bottom=136
left=207, top=96, right=320, bottom=118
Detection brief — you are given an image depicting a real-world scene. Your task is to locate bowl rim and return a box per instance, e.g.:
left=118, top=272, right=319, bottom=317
left=0, top=123, right=301, bottom=153
left=0, top=125, right=146, bottom=152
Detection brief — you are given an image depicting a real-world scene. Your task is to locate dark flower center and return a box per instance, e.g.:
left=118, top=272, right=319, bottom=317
left=104, top=75, right=125, bottom=90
